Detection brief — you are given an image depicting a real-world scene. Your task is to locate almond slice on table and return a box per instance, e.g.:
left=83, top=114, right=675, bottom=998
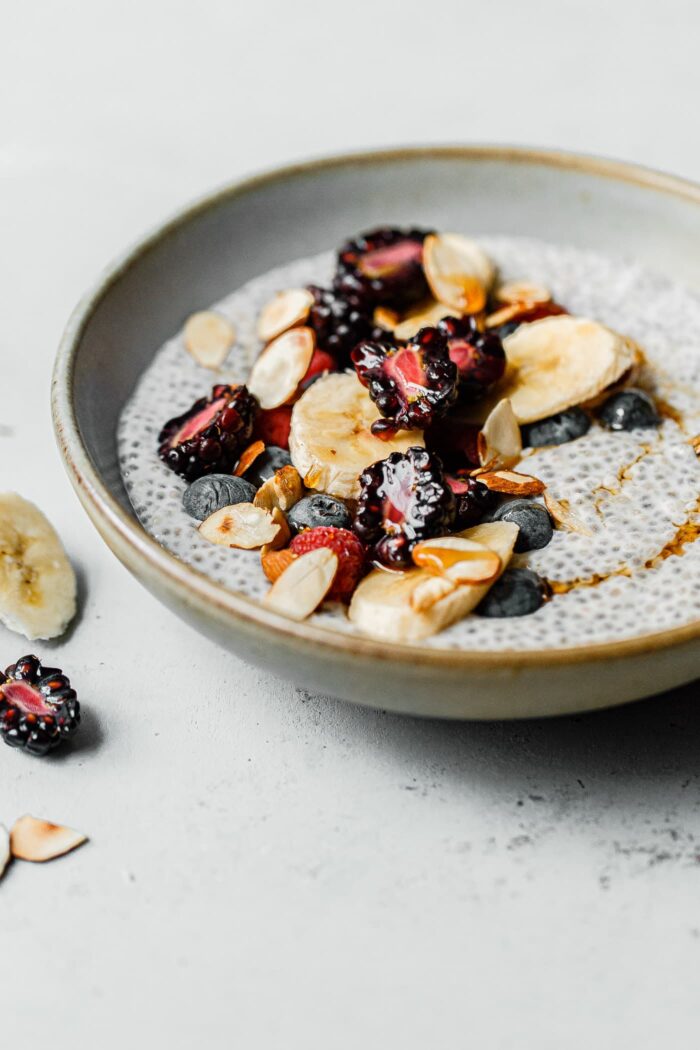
left=499, top=316, right=636, bottom=423
left=248, top=326, right=315, bottom=409
left=184, top=311, right=236, bottom=369
left=349, top=520, right=518, bottom=642
left=0, top=824, right=9, bottom=879
left=393, top=301, right=452, bottom=341
left=234, top=440, right=266, bottom=477
left=253, top=465, right=304, bottom=513
left=543, top=492, right=593, bottom=536
left=495, top=281, right=551, bottom=306
left=199, top=503, right=280, bottom=549
left=264, top=547, right=338, bottom=621
left=261, top=547, right=297, bottom=582
left=257, top=289, right=314, bottom=343
left=478, top=398, right=522, bottom=469
left=423, top=233, right=496, bottom=314
left=10, top=815, right=87, bottom=863
left=476, top=469, right=545, bottom=496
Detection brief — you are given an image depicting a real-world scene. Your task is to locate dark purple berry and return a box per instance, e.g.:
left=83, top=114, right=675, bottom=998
left=158, top=384, right=258, bottom=482
left=598, top=389, right=660, bottom=431
left=437, top=315, right=506, bottom=402
left=306, top=285, right=373, bottom=365
left=445, top=472, right=498, bottom=528
left=475, top=568, right=550, bottom=617
left=1, top=656, right=81, bottom=756
left=334, top=227, right=432, bottom=310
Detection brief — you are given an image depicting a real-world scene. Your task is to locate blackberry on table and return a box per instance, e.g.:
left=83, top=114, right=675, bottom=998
left=158, top=384, right=258, bottom=481
left=437, top=315, right=506, bottom=401
left=354, top=446, right=455, bottom=568
left=307, top=285, right=373, bottom=365
left=334, top=226, right=432, bottom=310
left=1, top=655, right=81, bottom=757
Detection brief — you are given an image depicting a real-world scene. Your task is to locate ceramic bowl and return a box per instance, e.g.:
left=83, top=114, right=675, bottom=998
left=52, top=146, right=700, bottom=718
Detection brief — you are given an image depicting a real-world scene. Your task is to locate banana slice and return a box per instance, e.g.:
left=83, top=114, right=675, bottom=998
left=289, top=372, right=424, bottom=500
left=499, top=316, right=635, bottom=423
left=0, top=494, right=76, bottom=640
left=348, top=521, right=518, bottom=642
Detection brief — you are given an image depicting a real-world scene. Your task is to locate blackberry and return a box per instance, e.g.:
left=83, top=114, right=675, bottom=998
left=446, top=471, right=498, bottom=528
left=352, top=327, right=457, bottom=433
left=307, top=286, right=373, bottom=364
left=437, top=316, right=506, bottom=401
left=425, top=413, right=481, bottom=470
left=158, top=384, right=258, bottom=482
left=334, top=226, right=432, bottom=310
left=1, top=655, right=80, bottom=757
left=354, top=446, right=455, bottom=568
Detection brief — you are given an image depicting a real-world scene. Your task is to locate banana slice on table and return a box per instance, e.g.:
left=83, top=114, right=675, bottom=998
left=498, top=315, right=636, bottom=424
left=289, top=372, right=424, bottom=500
left=348, top=521, right=519, bottom=642
left=0, top=493, right=76, bottom=640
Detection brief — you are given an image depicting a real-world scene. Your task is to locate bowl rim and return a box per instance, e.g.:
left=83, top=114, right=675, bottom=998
left=52, top=143, right=700, bottom=670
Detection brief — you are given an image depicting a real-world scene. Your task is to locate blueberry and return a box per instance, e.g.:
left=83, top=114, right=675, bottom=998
left=244, top=446, right=292, bottom=487
left=182, top=474, right=257, bottom=520
left=288, top=494, right=351, bottom=533
left=491, top=499, right=553, bottom=552
left=598, top=389, right=660, bottom=431
left=475, top=568, right=549, bottom=617
left=494, top=321, right=521, bottom=339
left=523, top=407, right=590, bottom=447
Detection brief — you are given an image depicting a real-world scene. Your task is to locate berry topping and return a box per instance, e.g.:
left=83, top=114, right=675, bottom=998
left=290, top=527, right=366, bottom=602
left=254, top=405, right=293, bottom=450
left=425, top=413, right=481, bottom=470
left=300, top=347, right=338, bottom=390
left=352, top=327, right=458, bottom=433
left=522, top=407, right=591, bottom=447
left=437, top=316, right=506, bottom=401
left=445, top=471, right=498, bottom=528
left=334, top=227, right=432, bottom=310
left=287, top=494, right=352, bottom=534
left=1, top=655, right=80, bottom=756
left=307, top=286, right=373, bottom=364
left=475, top=568, right=550, bottom=617
left=492, top=499, right=553, bottom=552
left=158, top=384, right=258, bottom=481
left=598, top=389, right=661, bottom=431
left=354, top=446, right=456, bottom=568
left=244, top=446, right=293, bottom=488
left=182, top=474, right=257, bottom=521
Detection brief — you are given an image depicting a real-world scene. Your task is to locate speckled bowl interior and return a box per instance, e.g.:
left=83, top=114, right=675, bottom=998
left=52, top=147, right=700, bottom=718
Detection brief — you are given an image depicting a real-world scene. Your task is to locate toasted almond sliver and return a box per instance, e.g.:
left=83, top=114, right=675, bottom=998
left=410, top=574, right=456, bottom=612
left=10, top=815, right=87, bottom=863
left=253, top=465, right=303, bottom=513
left=184, top=311, right=236, bottom=369
left=264, top=548, right=338, bottom=620
left=248, top=327, right=315, bottom=409
left=199, top=503, right=280, bottom=549
left=477, top=470, right=546, bottom=496
left=261, top=507, right=291, bottom=554
left=234, top=440, right=266, bottom=477
left=413, top=536, right=501, bottom=584
left=495, top=281, right=551, bottom=306
left=478, top=398, right=522, bottom=469
left=423, top=233, right=495, bottom=314
left=485, top=302, right=526, bottom=328
left=544, top=492, right=593, bottom=536
left=393, top=301, right=452, bottom=341
left=0, top=824, right=9, bottom=879
left=261, top=547, right=297, bottom=582
left=373, top=306, right=401, bottom=332
left=257, top=289, right=314, bottom=344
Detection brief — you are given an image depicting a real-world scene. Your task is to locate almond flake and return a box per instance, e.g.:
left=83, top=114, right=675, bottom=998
left=263, top=547, right=338, bottom=620
left=257, top=288, right=314, bottom=344
left=423, top=233, right=495, bottom=314
left=373, top=306, right=400, bottom=332
left=410, top=574, right=456, bottom=612
left=234, top=440, right=266, bottom=477
left=261, top=547, right=297, bottom=582
left=253, top=465, right=303, bottom=513
left=10, top=814, right=87, bottom=863
left=0, top=824, right=9, bottom=880
left=495, top=281, right=551, bottom=306
left=183, top=311, right=235, bottom=369
left=199, top=503, right=280, bottom=549
left=248, top=327, right=315, bottom=409
left=544, top=492, right=593, bottom=536
left=413, top=536, right=501, bottom=584
left=478, top=398, right=522, bottom=469
left=261, top=507, right=291, bottom=554
left=485, top=302, right=524, bottom=328
left=393, top=301, right=451, bottom=341
left=477, top=470, right=546, bottom=496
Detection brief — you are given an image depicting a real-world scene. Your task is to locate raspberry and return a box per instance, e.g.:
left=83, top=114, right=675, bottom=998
left=290, top=527, right=366, bottom=602
left=437, top=316, right=506, bottom=401
left=298, top=347, right=338, bottom=393
left=158, top=384, right=258, bottom=481
left=354, top=446, right=455, bottom=568
left=1, top=655, right=80, bottom=757
left=334, top=227, right=432, bottom=310
left=352, top=326, right=457, bottom=433
left=254, top=405, right=293, bottom=449
left=307, top=285, right=373, bottom=364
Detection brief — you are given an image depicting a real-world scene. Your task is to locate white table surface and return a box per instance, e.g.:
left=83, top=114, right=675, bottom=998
left=3, top=2, right=700, bottom=1046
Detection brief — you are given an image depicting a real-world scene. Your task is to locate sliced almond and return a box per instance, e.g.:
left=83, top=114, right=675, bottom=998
left=410, top=574, right=456, bottom=612
left=261, top=507, right=291, bottom=554
left=0, top=824, right=9, bottom=879
left=257, top=289, right=314, bottom=343
left=393, top=301, right=452, bottom=341
left=423, top=233, right=495, bottom=314
left=495, top=281, right=551, bottom=306
left=248, top=326, right=315, bottom=410
left=199, top=503, right=280, bottom=549
left=485, top=302, right=525, bottom=328
left=544, top=492, right=593, bottom=536
left=184, top=311, right=236, bottom=369
left=478, top=398, right=522, bottom=469
left=477, top=469, right=546, bottom=496
left=373, top=306, right=400, bottom=332
left=263, top=547, right=338, bottom=620
left=234, top=440, right=266, bottom=477
left=261, top=547, right=297, bottom=582
left=253, top=465, right=303, bottom=513
left=10, top=814, right=87, bottom=863
left=413, top=536, right=501, bottom=584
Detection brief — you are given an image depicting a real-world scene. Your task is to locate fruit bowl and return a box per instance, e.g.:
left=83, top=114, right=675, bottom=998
left=52, top=146, right=700, bottom=718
